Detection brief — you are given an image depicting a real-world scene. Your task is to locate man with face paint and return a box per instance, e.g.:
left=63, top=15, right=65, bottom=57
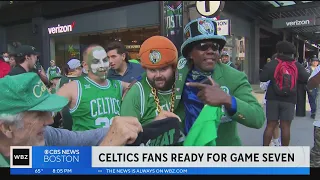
left=57, top=44, right=129, bottom=131
left=120, top=36, right=184, bottom=145
left=172, top=18, right=265, bottom=146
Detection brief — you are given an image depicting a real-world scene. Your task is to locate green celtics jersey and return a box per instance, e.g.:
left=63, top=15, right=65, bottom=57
left=165, top=2, right=183, bottom=35
left=120, top=76, right=174, bottom=125
left=47, top=66, right=60, bottom=79
left=70, top=76, right=123, bottom=131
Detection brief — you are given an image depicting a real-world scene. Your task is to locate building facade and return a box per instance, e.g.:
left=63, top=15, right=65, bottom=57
left=2, top=1, right=161, bottom=69
left=2, top=1, right=309, bottom=84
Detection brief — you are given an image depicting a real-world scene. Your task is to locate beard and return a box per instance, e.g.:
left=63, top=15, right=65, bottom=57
left=148, top=74, right=175, bottom=91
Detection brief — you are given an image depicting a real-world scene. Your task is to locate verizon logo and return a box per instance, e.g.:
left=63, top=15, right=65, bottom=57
left=286, top=19, right=310, bottom=27
left=48, top=22, right=75, bottom=34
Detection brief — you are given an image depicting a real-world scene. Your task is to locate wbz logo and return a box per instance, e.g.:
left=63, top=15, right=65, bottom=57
left=10, top=146, right=32, bottom=168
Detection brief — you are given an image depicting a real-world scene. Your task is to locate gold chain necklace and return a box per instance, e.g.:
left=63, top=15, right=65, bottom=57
left=151, top=83, right=176, bottom=114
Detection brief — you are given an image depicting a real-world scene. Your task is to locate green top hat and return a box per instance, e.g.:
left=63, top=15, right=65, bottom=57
left=0, top=73, right=68, bottom=115
left=181, top=18, right=227, bottom=58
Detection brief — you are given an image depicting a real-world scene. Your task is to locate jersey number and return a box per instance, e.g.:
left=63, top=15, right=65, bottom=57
left=95, top=117, right=113, bottom=128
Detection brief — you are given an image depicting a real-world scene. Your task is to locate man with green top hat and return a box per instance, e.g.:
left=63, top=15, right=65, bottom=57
left=0, top=73, right=143, bottom=167
left=174, top=18, right=265, bottom=146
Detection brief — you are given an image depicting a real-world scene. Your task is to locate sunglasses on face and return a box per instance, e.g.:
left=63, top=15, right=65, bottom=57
left=195, top=42, right=220, bottom=51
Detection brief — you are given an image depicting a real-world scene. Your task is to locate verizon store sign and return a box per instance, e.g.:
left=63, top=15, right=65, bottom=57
left=216, top=19, right=230, bottom=36
left=48, top=22, right=76, bottom=35
left=272, top=16, right=316, bottom=29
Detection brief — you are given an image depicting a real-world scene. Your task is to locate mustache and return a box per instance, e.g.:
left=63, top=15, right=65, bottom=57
left=154, top=77, right=166, bottom=81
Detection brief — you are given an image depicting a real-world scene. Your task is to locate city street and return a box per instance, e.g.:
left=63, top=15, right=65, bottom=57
left=238, top=85, right=314, bottom=147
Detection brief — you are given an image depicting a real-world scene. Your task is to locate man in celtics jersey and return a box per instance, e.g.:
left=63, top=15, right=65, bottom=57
left=57, top=44, right=129, bottom=131
left=121, top=36, right=181, bottom=127
left=46, top=60, right=61, bottom=80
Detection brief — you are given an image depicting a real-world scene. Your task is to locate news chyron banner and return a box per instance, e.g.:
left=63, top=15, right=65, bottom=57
left=163, top=1, right=184, bottom=57
left=10, top=147, right=310, bottom=175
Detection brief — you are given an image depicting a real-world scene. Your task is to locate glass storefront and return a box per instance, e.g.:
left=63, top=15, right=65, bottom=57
left=49, top=25, right=160, bottom=69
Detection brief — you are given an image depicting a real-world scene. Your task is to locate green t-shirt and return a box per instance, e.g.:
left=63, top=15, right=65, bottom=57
left=70, top=76, right=123, bottom=131
left=120, top=77, right=174, bottom=125
left=121, top=75, right=186, bottom=145
left=0, top=154, right=10, bottom=167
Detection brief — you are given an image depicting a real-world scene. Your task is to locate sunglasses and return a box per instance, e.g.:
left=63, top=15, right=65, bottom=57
left=195, top=42, right=220, bottom=51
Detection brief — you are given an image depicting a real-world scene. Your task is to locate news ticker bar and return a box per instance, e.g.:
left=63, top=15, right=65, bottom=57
left=10, top=146, right=310, bottom=169
left=11, top=167, right=310, bottom=175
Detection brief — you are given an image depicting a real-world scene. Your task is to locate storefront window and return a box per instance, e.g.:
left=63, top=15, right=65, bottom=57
left=49, top=25, right=160, bottom=70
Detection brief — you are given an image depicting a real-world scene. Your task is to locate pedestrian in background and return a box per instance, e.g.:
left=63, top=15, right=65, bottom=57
left=306, top=57, right=319, bottom=119
left=260, top=41, right=309, bottom=146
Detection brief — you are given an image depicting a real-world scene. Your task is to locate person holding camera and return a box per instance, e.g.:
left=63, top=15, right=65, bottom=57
left=8, top=45, right=49, bottom=85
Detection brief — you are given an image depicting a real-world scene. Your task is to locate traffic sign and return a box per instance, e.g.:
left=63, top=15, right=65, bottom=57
left=196, top=1, right=225, bottom=18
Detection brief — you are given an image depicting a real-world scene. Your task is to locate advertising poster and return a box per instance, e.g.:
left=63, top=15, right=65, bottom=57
left=236, top=37, right=245, bottom=60
left=163, top=1, right=184, bottom=57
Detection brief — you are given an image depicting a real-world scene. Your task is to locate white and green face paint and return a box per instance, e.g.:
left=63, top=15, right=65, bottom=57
left=87, top=46, right=109, bottom=80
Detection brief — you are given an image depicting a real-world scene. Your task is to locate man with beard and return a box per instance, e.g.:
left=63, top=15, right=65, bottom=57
left=120, top=36, right=182, bottom=141
left=57, top=44, right=129, bottom=131
left=173, top=18, right=265, bottom=145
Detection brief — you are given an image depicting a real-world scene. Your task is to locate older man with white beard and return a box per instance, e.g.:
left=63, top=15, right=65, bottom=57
left=0, top=73, right=142, bottom=167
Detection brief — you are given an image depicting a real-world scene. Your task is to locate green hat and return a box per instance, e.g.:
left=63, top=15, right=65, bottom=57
left=49, top=73, right=62, bottom=81
left=181, top=18, right=226, bottom=58
left=0, top=73, right=68, bottom=115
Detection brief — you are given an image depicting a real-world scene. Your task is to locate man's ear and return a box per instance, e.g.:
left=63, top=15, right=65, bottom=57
left=0, top=122, right=13, bottom=138
left=82, top=61, right=88, bottom=71
left=121, top=53, right=126, bottom=61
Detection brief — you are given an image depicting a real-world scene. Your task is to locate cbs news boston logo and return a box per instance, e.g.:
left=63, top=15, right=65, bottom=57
left=10, top=146, right=32, bottom=168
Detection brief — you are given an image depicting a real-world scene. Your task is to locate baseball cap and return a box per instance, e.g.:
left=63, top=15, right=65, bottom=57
left=220, top=51, right=229, bottom=57
left=127, top=117, right=181, bottom=146
left=67, top=59, right=81, bottom=70
left=49, top=73, right=62, bottom=81
left=14, top=45, right=40, bottom=57
left=0, top=73, right=68, bottom=115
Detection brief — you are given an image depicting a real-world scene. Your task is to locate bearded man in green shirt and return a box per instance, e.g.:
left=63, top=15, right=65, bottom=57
left=120, top=36, right=184, bottom=145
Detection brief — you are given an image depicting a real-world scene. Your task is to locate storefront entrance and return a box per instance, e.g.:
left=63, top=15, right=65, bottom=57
left=50, top=26, right=160, bottom=69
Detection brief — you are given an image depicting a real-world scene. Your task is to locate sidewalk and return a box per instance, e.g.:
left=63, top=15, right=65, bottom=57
left=237, top=84, right=314, bottom=147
